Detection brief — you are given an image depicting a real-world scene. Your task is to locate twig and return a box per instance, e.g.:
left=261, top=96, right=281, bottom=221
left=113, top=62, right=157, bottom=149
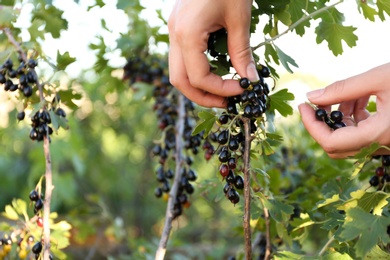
left=262, top=201, right=272, bottom=260
left=155, top=93, right=186, bottom=260
left=252, top=0, right=344, bottom=51
left=242, top=118, right=252, bottom=260
left=318, top=235, right=335, bottom=256
left=3, top=26, right=53, bottom=260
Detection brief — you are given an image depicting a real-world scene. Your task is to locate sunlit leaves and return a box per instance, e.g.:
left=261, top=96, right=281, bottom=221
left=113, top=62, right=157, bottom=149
left=315, top=15, right=358, bottom=56
left=268, top=89, right=294, bottom=117
left=338, top=207, right=390, bottom=259
left=32, top=5, right=68, bottom=38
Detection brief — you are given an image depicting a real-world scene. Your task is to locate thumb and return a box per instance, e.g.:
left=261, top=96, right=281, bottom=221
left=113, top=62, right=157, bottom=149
left=227, top=26, right=259, bottom=82
left=307, top=71, right=378, bottom=106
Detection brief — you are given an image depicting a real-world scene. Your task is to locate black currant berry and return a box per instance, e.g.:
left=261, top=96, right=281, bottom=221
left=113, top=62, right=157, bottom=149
left=186, top=169, right=197, bottom=181
left=315, top=109, right=327, bottom=121
left=223, top=183, right=230, bottom=194
left=217, top=130, right=229, bottom=145
left=29, top=190, right=39, bottom=201
left=218, top=113, right=229, bottom=125
left=154, top=187, right=163, bottom=198
left=4, top=59, right=13, bottom=70
left=28, top=58, right=38, bottom=68
left=369, top=175, right=380, bottom=187
left=226, top=170, right=235, bottom=184
left=332, top=122, right=346, bottom=130
left=34, top=198, right=44, bottom=211
left=227, top=188, right=240, bottom=204
left=330, top=110, right=344, bottom=123
left=23, top=84, right=33, bottom=97
left=239, top=78, right=251, bottom=89
left=258, top=65, right=270, bottom=78
left=0, top=73, right=5, bottom=84
left=55, top=108, right=66, bottom=117
left=383, top=155, right=390, bottom=166
left=17, top=111, right=25, bottom=121
left=228, top=137, right=239, bottom=151
left=219, top=164, right=229, bottom=177
left=32, top=241, right=42, bottom=254
left=234, top=175, right=244, bottom=190
left=218, top=149, right=230, bottom=163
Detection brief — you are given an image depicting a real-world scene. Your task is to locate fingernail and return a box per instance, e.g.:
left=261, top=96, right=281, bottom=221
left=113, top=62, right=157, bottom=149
left=246, top=63, right=260, bottom=82
left=306, top=89, right=324, bottom=100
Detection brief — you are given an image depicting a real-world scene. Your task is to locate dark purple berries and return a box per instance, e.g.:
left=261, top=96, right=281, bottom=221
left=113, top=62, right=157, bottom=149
left=239, top=78, right=251, bottom=89
left=315, top=108, right=346, bottom=130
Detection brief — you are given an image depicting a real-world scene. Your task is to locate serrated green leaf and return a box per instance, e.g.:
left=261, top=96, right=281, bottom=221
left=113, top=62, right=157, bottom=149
left=28, top=19, right=46, bottom=41
left=56, top=51, right=76, bottom=71
left=261, top=140, right=274, bottom=156
left=338, top=207, right=390, bottom=259
left=192, top=111, right=216, bottom=137
left=268, top=89, right=294, bottom=117
left=357, top=1, right=378, bottom=21
left=32, top=5, right=68, bottom=38
left=315, top=21, right=358, bottom=56
left=322, top=210, right=345, bottom=231
left=274, top=44, right=298, bottom=73
left=378, top=0, right=390, bottom=21
left=264, top=43, right=279, bottom=65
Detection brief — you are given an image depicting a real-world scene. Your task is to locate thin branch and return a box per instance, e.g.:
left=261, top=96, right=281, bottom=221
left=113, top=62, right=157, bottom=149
left=262, top=202, right=272, bottom=260
left=3, top=26, right=52, bottom=260
left=242, top=117, right=252, bottom=260
left=318, top=235, right=335, bottom=256
left=252, top=0, right=344, bottom=51
left=155, top=93, right=186, bottom=260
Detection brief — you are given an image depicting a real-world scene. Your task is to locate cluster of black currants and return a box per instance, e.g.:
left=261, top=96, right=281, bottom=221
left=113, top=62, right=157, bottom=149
left=29, top=189, right=44, bottom=215
left=124, top=56, right=211, bottom=219
left=315, top=108, right=346, bottom=130
left=0, top=57, right=37, bottom=97
left=1, top=55, right=67, bottom=142
left=215, top=73, right=271, bottom=205
left=368, top=155, right=390, bottom=190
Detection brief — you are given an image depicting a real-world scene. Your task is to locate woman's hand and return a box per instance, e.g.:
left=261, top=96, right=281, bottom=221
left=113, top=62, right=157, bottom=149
left=299, top=63, right=390, bottom=158
left=168, top=0, right=257, bottom=108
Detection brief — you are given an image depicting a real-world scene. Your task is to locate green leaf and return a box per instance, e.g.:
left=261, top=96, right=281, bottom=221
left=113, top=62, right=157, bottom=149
left=0, top=6, right=17, bottom=27
left=264, top=198, right=294, bottom=222
left=315, top=20, right=358, bottom=56
left=338, top=207, right=390, bottom=259
left=210, top=56, right=230, bottom=76
left=275, top=251, right=353, bottom=260
left=32, top=5, right=68, bottom=38
left=377, top=0, right=390, bottom=21
left=366, top=245, right=390, bottom=259
left=357, top=1, right=378, bottom=21
left=288, top=0, right=315, bottom=36
left=274, top=44, right=298, bottom=73
left=316, top=194, right=340, bottom=208
left=366, top=100, right=377, bottom=113
left=3, top=205, right=19, bottom=220
left=56, top=51, right=76, bottom=71
left=192, top=110, right=216, bottom=137
left=28, top=19, right=46, bottom=41
left=268, top=89, right=294, bottom=117
left=321, top=210, right=345, bottom=231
